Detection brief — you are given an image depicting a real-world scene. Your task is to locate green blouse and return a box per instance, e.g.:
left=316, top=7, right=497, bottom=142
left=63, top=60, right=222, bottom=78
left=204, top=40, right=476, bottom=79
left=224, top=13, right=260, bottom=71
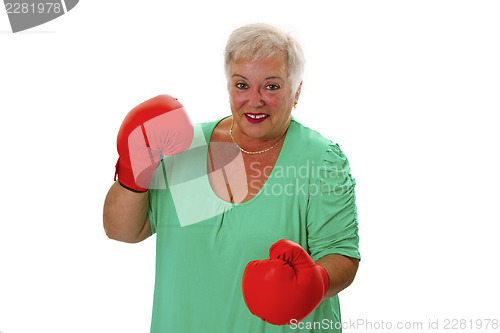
left=148, top=116, right=360, bottom=333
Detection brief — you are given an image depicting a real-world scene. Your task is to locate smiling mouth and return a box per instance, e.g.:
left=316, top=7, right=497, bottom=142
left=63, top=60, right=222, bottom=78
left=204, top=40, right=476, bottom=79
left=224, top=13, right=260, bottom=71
left=245, top=113, right=269, bottom=119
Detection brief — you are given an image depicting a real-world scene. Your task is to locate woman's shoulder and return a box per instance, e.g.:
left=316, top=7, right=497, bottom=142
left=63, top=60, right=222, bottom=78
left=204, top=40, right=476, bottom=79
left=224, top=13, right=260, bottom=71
left=289, top=117, right=333, bottom=151
left=198, top=116, right=231, bottom=143
left=288, top=117, right=349, bottom=166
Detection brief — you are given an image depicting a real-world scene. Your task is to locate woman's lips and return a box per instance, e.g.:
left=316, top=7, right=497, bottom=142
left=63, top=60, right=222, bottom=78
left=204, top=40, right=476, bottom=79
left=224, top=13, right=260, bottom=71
left=244, top=113, right=269, bottom=124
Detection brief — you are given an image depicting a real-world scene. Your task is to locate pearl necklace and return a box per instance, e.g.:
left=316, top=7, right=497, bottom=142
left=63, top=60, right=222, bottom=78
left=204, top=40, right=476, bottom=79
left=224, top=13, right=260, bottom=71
left=229, top=117, right=286, bottom=155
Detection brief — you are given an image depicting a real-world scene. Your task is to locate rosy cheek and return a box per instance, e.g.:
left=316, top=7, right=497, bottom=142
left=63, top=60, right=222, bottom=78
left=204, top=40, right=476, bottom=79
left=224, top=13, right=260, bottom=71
left=262, top=93, right=282, bottom=108
left=230, top=91, right=246, bottom=108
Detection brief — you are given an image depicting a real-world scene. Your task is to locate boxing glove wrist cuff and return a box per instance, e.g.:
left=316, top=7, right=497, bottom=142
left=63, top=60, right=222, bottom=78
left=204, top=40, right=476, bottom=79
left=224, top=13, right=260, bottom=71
left=118, top=180, right=148, bottom=193
left=317, top=264, right=330, bottom=296
left=114, top=158, right=150, bottom=192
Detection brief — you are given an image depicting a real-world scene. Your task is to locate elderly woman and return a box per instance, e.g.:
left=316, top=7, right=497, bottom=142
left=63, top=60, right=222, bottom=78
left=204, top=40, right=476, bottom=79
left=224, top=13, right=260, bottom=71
left=104, top=23, right=360, bottom=333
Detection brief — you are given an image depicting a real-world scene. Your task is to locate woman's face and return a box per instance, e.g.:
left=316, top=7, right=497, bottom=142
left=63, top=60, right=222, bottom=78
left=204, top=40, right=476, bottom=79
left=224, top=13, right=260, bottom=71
left=228, top=54, right=301, bottom=143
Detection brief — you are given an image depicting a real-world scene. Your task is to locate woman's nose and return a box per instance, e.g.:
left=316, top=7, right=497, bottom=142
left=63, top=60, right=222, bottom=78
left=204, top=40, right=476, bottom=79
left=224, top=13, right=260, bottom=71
left=248, top=88, right=264, bottom=108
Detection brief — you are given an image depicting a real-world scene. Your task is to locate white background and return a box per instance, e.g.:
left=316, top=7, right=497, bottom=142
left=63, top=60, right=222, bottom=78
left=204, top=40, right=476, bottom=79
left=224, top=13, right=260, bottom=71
left=1, top=1, right=499, bottom=332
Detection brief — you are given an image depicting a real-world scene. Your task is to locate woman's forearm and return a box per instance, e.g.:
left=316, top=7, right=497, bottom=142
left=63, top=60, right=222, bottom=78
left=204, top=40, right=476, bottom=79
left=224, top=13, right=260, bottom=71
left=316, top=254, right=359, bottom=300
left=103, top=181, right=151, bottom=243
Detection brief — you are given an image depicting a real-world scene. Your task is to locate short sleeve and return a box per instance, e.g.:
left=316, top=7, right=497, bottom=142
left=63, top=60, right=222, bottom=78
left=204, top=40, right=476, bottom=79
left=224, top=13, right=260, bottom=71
left=306, top=142, right=360, bottom=262
left=148, top=194, right=157, bottom=235
left=147, top=159, right=169, bottom=236
left=148, top=190, right=157, bottom=235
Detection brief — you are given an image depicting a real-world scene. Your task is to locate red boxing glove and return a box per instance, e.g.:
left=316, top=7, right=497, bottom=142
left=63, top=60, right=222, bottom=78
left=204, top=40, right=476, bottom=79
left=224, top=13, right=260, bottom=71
left=114, top=94, right=194, bottom=192
left=242, top=239, right=329, bottom=325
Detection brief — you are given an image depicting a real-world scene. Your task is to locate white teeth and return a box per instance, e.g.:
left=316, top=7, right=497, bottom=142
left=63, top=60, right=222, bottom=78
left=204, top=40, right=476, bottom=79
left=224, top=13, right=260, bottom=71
left=247, top=114, right=267, bottom=119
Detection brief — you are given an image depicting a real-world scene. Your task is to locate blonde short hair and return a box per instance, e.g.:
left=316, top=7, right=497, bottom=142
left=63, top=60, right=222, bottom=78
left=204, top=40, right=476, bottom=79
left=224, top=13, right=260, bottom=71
left=224, top=23, right=305, bottom=95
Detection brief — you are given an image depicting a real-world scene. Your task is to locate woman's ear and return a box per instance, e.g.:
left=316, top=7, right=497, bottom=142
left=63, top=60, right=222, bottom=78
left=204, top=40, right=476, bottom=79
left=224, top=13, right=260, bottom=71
left=294, top=81, right=303, bottom=104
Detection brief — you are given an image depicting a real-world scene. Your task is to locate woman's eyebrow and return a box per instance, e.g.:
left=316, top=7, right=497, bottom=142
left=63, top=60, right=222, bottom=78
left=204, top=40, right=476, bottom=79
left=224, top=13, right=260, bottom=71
left=265, top=76, right=285, bottom=80
left=232, top=74, right=248, bottom=80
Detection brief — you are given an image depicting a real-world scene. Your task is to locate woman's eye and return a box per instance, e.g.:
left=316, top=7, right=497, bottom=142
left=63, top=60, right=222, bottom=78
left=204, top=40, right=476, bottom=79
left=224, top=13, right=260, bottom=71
left=236, top=83, right=248, bottom=90
left=266, top=84, right=280, bottom=90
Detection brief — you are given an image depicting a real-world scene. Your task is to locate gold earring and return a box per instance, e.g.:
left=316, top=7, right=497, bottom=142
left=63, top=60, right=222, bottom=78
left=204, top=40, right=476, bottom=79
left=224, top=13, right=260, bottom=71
left=293, top=102, right=298, bottom=109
